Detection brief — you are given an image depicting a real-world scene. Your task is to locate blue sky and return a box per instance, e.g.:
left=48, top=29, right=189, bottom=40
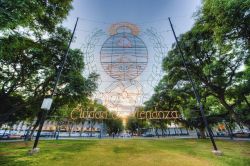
left=62, top=0, right=202, bottom=116
left=63, top=0, right=201, bottom=36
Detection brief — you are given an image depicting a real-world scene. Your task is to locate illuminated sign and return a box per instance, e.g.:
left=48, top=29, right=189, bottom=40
left=70, top=105, right=180, bottom=120
left=134, top=111, right=180, bottom=120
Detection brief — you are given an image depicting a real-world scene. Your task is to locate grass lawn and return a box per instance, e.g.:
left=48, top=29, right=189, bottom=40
left=0, top=139, right=250, bottom=166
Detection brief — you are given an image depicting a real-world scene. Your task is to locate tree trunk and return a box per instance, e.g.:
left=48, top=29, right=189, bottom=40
left=164, top=129, right=168, bottom=136
left=14, top=122, right=19, bottom=131
left=26, top=118, right=40, bottom=141
left=19, top=121, right=24, bottom=133
left=53, top=122, right=58, bottom=138
left=155, top=128, right=159, bottom=138
left=219, top=97, right=242, bottom=126
left=198, top=127, right=206, bottom=139
left=173, top=128, right=177, bottom=135
left=26, top=110, right=43, bottom=140
left=186, top=128, right=189, bottom=135
left=24, top=122, right=33, bottom=140
left=68, top=122, right=73, bottom=137
left=90, top=121, right=93, bottom=137
left=80, top=121, right=83, bottom=137
left=225, top=122, right=233, bottom=140
left=80, top=121, right=84, bottom=137
left=1, top=128, right=7, bottom=137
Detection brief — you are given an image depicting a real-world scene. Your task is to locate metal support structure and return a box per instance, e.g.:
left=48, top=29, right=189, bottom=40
left=32, top=17, right=79, bottom=149
left=168, top=17, right=218, bottom=151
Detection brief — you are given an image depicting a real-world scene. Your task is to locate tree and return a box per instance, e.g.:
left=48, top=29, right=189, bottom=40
left=163, top=20, right=249, bottom=126
left=200, top=0, right=250, bottom=50
left=144, top=80, right=185, bottom=137
left=126, top=114, right=147, bottom=136
left=232, top=59, right=250, bottom=127
left=0, top=0, right=73, bottom=31
left=0, top=1, right=99, bottom=130
left=0, top=26, right=98, bottom=126
left=199, top=0, right=250, bottom=127
left=143, top=1, right=250, bottom=138
left=105, top=113, right=124, bottom=136
left=126, top=116, right=138, bottom=136
left=0, top=0, right=74, bottom=126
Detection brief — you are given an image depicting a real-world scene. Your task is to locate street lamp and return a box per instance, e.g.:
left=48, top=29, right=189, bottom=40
left=29, top=18, right=79, bottom=154
left=168, top=17, right=222, bottom=155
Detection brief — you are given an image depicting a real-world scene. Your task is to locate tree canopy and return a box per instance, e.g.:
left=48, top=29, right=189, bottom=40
left=0, top=0, right=99, bottom=126
left=144, top=0, right=250, bottom=134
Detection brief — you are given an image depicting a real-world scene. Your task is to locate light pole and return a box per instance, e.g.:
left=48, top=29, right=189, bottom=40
left=31, top=17, right=79, bottom=153
left=168, top=17, right=222, bottom=155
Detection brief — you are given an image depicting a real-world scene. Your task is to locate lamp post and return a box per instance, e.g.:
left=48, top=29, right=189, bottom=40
left=168, top=17, right=222, bottom=155
left=30, top=18, right=79, bottom=153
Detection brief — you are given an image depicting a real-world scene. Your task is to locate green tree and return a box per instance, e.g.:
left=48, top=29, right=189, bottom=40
left=126, top=114, right=147, bottom=136
left=163, top=21, right=248, bottom=126
left=144, top=80, right=184, bottom=136
left=0, top=27, right=98, bottom=126
left=105, top=113, right=124, bottom=136
left=200, top=0, right=250, bottom=49
left=0, top=0, right=99, bottom=130
left=0, top=0, right=73, bottom=31
left=0, top=0, right=75, bottom=126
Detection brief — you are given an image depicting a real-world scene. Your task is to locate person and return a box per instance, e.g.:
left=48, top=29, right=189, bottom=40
left=112, top=132, right=115, bottom=139
left=56, top=133, right=59, bottom=140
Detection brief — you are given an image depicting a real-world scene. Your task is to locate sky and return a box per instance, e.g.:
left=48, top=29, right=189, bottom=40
left=62, top=0, right=202, bottom=116
left=63, top=0, right=201, bottom=35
